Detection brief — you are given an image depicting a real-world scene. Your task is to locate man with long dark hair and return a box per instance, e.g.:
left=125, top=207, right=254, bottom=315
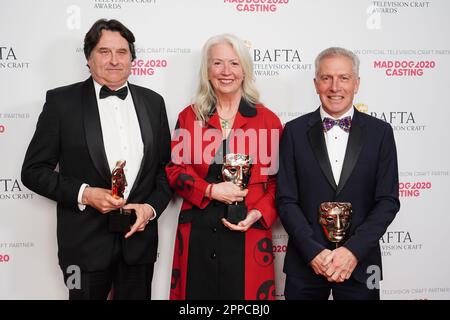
left=22, top=19, right=172, bottom=300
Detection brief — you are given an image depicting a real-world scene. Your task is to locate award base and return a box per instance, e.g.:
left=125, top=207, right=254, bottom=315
left=108, top=209, right=135, bottom=233
left=225, top=202, right=247, bottom=224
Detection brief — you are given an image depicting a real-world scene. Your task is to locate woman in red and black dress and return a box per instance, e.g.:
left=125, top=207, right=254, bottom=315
left=166, top=34, right=282, bottom=300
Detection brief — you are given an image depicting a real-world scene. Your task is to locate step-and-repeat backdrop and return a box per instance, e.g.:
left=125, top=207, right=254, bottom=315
left=1, top=0, right=449, bottom=299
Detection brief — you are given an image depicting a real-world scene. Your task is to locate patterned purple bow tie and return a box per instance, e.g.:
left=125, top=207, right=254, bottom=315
left=322, top=116, right=352, bottom=132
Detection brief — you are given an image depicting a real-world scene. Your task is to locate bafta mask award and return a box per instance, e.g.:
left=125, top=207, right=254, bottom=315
left=319, top=202, right=352, bottom=248
left=108, top=160, right=133, bottom=233
left=222, top=153, right=252, bottom=224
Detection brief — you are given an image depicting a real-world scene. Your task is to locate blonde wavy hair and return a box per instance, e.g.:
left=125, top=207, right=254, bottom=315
left=192, top=34, right=260, bottom=123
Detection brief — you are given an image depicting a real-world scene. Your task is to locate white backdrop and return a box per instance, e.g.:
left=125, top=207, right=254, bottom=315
left=1, top=0, right=449, bottom=300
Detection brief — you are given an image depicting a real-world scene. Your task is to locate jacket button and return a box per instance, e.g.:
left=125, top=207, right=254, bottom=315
left=212, top=227, right=217, bottom=233
left=211, top=252, right=217, bottom=259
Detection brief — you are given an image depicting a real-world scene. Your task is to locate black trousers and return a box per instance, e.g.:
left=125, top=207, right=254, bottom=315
left=285, top=273, right=380, bottom=300
left=62, top=237, right=154, bottom=300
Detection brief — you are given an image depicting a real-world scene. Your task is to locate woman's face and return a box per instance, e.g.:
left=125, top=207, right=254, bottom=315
left=208, top=42, right=244, bottom=98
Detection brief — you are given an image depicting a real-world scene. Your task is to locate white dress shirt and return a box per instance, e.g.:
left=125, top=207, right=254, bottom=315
left=77, top=79, right=144, bottom=210
left=320, top=106, right=354, bottom=186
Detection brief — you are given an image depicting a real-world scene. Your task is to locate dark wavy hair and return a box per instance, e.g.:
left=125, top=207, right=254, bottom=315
left=83, top=19, right=136, bottom=61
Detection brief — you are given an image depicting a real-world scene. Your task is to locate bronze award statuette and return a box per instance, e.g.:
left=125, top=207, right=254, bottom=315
left=222, top=153, right=252, bottom=224
left=319, top=202, right=352, bottom=248
left=109, top=160, right=134, bottom=233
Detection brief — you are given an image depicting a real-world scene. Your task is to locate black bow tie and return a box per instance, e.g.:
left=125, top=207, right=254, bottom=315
left=99, top=85, right=128, bottom=100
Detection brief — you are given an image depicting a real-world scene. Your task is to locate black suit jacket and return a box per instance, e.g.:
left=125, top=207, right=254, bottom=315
left=22, top=78, right=172, bottom=271
left=276, top=107, right=400, bottom=283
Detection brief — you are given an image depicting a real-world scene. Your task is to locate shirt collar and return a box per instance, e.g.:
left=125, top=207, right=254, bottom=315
left=320, top=105, right=354, bottom=121
left=92, top=78, right=129, bottom=100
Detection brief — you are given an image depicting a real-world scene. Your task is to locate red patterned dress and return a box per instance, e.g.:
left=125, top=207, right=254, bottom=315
left=166, top=100, right=282, bottom=300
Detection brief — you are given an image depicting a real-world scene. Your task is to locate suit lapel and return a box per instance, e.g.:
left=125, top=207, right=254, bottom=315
left=207, top=98, right=257, bottom=130
left=127, top=83, right=154, bottom=197
left=233, top=98, right=256, bottom=129
left=82, top=78, right=110, bottom=184
left=336, top=108, right=365, bottom=196
left=307, top=109, right=337, bottom=190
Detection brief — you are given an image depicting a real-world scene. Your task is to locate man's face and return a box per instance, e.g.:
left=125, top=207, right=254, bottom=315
left=87, top=30, right=132, bottom=90
left=314, top=55, right=360, bottom=118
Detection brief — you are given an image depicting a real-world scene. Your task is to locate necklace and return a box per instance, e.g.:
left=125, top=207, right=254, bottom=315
left=219, top=115, right=234, bottom=129
left=217, top=102, right=238, bottom=130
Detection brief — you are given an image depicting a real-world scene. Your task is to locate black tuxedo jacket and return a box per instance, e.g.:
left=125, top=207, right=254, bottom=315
left=276, top=107, right=400, bottom=283
left=22, top=78, right=172, bottom=271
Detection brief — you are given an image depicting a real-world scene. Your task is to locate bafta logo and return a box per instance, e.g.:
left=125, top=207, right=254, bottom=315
left=222, top=153, right=252, bottom=224
left=109, top=160, right=133, bottom=233
left=319, top=202, right=352, bottom=247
